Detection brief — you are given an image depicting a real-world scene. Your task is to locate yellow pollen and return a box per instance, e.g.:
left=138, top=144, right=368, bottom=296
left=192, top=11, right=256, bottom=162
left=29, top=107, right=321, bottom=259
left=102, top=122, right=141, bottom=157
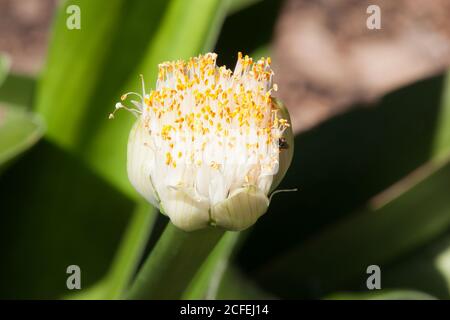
left=165, top=152, right=172, bottom=165
left=122, top=53, right=289, bottom=169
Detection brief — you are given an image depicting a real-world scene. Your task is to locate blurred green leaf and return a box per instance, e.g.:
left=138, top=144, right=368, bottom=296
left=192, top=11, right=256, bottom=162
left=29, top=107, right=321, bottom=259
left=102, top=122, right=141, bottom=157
left=15, top=0, right=233, bottom=301
left=327, top=290, right=436, bottom=300
left=216, top=266, right=275, bottom=299
left=228, top=0, right=262, bottom=15
left=0, top=54, right=10, bottom=87
left=65, top=201, right=156, bottom=300
left=37, top=0, right=144, bottom=148
left=36, top=0, right=230, bottom=197
left=37, top=0, right=164, bottom=197
left=237, top=73, right=449, bottom=276
left=103, top=202, right=155, bottom=299
left=0, top=105, right=44, bottom=173
left=0, top=140, right=133, bottom=299
left=0, top=74, right=35, bottom=108
left=433, top=74, right=450, bottom=161
left=180, top=39, right=274, bottom=300
left=250, top=45, right=271, bottom=61
left=382, top=232, right=450, bottom=299
left=257, top=156, right=450, bottom=297
left=229, top=73, right=450, bottom=298
left=228, top=0, right=262, bottom=14
left=81, top=0, right=231, bottom=197
left=215, top=0, right=281, bottom=67
left=177, top=3, right=280, bottom=298
left=179, top=0, right=281, bottom=299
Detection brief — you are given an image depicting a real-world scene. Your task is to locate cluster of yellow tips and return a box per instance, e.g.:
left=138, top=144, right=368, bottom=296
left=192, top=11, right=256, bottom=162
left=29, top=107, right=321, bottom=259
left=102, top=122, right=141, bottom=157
left=121, top=52, right=294, bottom=231
left=115, top=52, right=289, bottom=172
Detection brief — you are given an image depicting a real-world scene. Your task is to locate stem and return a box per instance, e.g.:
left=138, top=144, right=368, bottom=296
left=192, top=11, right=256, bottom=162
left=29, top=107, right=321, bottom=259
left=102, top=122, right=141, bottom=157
left=125, top=223, right=225, bottom=299
left=183, top=232, right=239, bottom=299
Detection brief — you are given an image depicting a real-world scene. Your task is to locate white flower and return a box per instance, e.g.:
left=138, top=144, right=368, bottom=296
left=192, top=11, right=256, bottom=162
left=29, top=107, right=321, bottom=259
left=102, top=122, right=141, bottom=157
left=114, top=53, right=293, bottom=231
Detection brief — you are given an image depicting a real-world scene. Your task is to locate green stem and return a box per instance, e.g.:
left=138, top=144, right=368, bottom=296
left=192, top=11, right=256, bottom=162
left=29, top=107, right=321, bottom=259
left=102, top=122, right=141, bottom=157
left=125, top=223, right=225, bottom=299
left=183, top=232, right=239, bottom=299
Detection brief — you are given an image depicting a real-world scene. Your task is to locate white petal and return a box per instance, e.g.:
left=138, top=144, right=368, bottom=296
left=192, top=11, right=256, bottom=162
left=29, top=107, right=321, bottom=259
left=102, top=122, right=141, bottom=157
left=124, top=54, right=293, bottom=232
left=127, top=119, right=159, bottom=208
left=211, top=185, right=269, bottom=231
left=162, top=187, right=210, bottom=231
left=270, top=98, right=294, bottom=192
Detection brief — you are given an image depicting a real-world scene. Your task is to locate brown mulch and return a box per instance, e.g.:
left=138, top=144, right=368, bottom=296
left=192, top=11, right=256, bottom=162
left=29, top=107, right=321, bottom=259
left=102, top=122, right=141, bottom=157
left=0, top=0, right=57, bottom=75
left=1, top=0, right=450, bottom=133
left=273, top=0, right=450, bottom=133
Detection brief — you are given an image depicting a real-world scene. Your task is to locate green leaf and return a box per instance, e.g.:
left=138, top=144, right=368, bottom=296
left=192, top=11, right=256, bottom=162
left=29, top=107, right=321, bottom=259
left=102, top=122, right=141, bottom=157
left=0, top=105, right=44, bottom=173
left=179, top=43, right=274, bottom=300
left=179, top=18, right=279, bottom=296
left=0, top=74, right=35, bottom=108
left=327, top=290, right=436, bottom=300
left=18, top=0, right=231, bottom=300
left=433, top=73, right=450, bottom=161
left=245, top=73, right=450, bottom=298
left=175, top=3, right=280, bottom=299
left=36, top=0, right=141, bottom=148
left=65, top=201, right=156, bottom=300
left=36, top=0, right=230, bottom=197
left=0, top=54, right=10, bottom=87
left=0, top=140, right=134, bottom=299
left=250, top=45, right=271, bottom=61
left=215, top=266, right=275, bottom=300
left=237, top=73, right=449, bottom=275
left=228, top=0, right=262, bottom=15
left=256, top=156, right=450, bottom=297
left=0, top=55, right=40, bottom=172
left=215, top=0, right=281, bottom=68
left=101, top=202, right=156, bottom=299
left=79, top=0, right=231, bottom=197
left=126, top=224, right=225, bottom=299
left=36, top=0, right=170, bottom=196
left=382, top=232, right=450, bottom=299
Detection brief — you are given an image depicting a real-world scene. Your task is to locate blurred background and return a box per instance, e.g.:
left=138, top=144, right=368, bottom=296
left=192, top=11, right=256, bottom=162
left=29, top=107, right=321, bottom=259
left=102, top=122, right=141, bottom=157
left=0, top=0, right=450, bottom=299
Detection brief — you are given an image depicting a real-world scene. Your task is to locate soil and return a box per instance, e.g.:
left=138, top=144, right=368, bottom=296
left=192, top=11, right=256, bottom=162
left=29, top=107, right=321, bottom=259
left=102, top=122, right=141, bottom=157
left=273, top=0, right=450, bottom=132
left=1, top=0, right=450, bottom=133
left=0, top=0, right=57, bottom=75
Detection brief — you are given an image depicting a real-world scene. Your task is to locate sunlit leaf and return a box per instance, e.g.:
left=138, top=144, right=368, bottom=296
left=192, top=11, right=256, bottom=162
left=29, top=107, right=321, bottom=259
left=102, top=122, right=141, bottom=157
left=0, top=105, right=44, bottom=173
left=0, top=54, right=10, bottom=87
left=327, top=290, right=436, bottom=300
left=36, top=0, right=230, bottom=197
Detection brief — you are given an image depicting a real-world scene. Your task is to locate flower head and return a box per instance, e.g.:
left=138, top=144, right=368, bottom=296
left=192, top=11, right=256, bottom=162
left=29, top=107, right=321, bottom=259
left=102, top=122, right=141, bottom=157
left=115, top=52, right=293, bottom=231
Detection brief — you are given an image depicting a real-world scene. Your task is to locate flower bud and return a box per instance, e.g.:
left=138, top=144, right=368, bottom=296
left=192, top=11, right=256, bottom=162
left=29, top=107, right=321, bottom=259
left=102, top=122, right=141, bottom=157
left=123, top=53, right=293, bottom=231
